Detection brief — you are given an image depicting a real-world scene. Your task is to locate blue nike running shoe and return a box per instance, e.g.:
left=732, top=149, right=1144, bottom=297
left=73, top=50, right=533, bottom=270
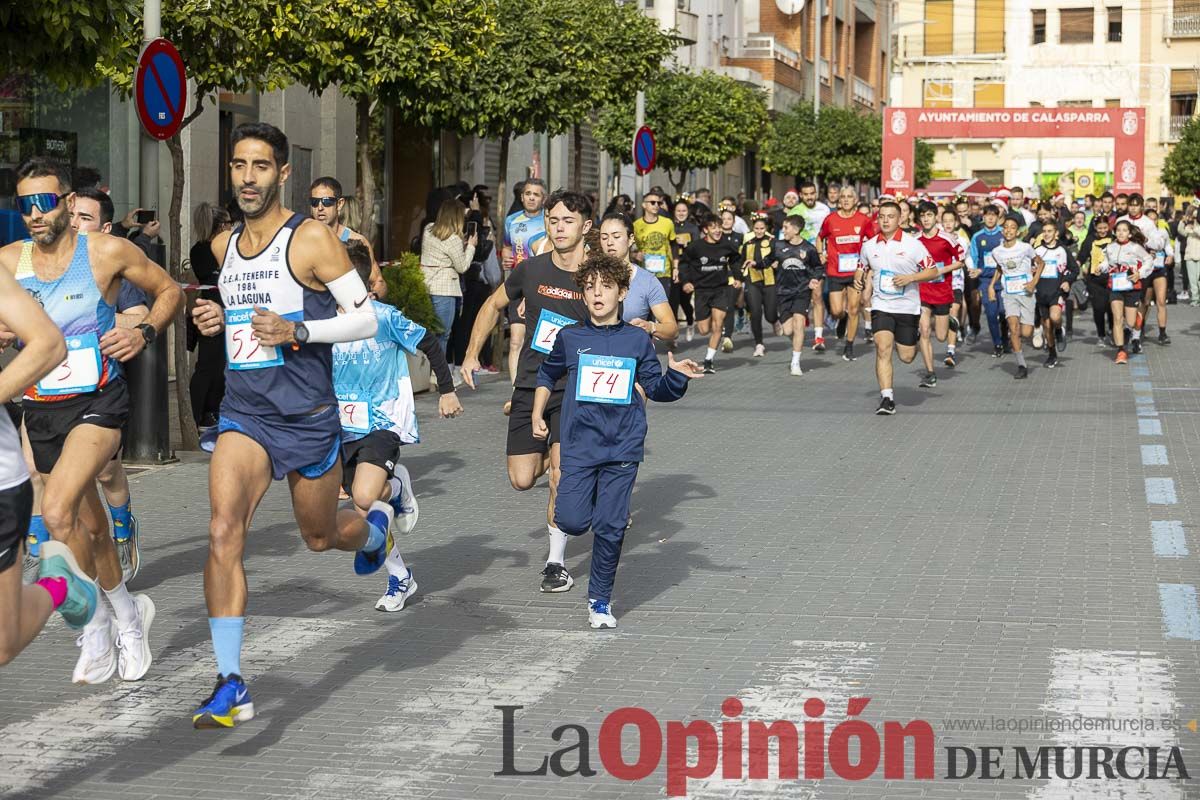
left=192, top=674, right=255, bottom=729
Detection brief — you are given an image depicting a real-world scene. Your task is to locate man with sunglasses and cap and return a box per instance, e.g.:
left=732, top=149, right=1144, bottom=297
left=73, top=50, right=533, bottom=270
left=0, top=157, right=183, bottom=685
left=309, top=177, right=386, bottom=298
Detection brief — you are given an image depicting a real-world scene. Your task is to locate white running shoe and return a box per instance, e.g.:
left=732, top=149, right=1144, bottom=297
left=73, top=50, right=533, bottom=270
left=685, top=325, right=694, bottom=342
left=73, top=615, right=117, bottom=684
left=753, top=344, right=765, bottom=358
left=790, top=364, right=804, bottom=376
left=117, top=594, right=156, bottom=681
left=375, top=568, right=418, bottom=612
left=721, top=336, right=734, bottom=353
left=1032, top=328, right=1044, bottom=349
left=388, top=464, right=420, bottom=535
left=588, top=599, right=617, bottom=629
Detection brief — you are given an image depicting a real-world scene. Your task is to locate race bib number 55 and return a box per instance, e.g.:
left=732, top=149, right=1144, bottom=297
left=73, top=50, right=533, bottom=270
left=577, top=354, right=635, bottom=405
left=531, top=309, right=577, bottom=355
left=225, top=308, right=283, bottom=370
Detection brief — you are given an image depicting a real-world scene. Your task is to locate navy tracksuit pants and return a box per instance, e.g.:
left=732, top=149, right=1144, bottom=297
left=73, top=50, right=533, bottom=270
left=554, top=461, right=640, bottom=604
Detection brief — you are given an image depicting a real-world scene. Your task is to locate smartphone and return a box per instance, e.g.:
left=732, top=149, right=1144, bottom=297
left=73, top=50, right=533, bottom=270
left=465, top=221, right=477, bottom=239
left=136, top=209, right=157, bottom=225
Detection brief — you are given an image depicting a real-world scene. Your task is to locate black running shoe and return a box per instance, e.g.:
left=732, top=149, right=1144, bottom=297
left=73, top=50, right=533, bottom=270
left=1055, top=326, right=1065, bottom=351
left=919, top=372, right=937, bottom=388
left=1130, top=338, right=1143, bottom=355
left=539, top=563, right=574, bottom=593
left=836, top=315, right=848, bottom=340
left=703, top=359, right=716, bottom=374
left=842, top=342, right=856, bottom=362
left=992, top=345, right=1004, bottom=358
left=864, top=329, right=874, bottom=343
left=944, top=353, right=957, bottom=368
left=948, top=316, right=961, bottom=333
left=875, top=397, right=896, bottom=415
left=1159, top=330, right=1171, bottom=345
left=1015, top=365, right=1029, bottom=379
left=1044, top=355, right=1058, bottom=369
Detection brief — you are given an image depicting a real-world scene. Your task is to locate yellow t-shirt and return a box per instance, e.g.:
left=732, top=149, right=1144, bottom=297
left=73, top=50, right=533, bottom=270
left=634, top=216, right=675, bottom=276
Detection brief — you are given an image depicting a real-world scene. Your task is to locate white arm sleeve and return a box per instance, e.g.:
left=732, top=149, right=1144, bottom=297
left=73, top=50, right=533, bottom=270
left=304, top=270, right=378, bottom=344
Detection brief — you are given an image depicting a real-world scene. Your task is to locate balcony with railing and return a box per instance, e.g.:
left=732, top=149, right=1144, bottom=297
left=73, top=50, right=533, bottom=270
left=1167, top=115, right=1194, bottom=141
left=1168, top=11, right=1200, bottom=37
left=675, top=10, right=699, bottom=45
left=853, top=76, right=875, bottom=107
left=732, top=35, right=802, bottom=69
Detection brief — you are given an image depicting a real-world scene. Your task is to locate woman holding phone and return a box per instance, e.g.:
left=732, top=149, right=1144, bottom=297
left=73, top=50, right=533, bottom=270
left=421, top=198, right=478, bottom=354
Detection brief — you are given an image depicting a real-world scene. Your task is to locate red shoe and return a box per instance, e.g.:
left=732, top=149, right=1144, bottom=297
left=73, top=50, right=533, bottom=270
left=813, top=337, right=826, bottom=352
left=1115, top=350, right=1128, bottom=365
left=1135, top=312, right=1144, bottom=329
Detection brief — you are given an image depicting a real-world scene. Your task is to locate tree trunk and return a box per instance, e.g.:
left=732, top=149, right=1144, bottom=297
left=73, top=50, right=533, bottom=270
left=356, top=96, right=377, bottom=250
left=572, top=123, right=583, bottom=191
left=496, top=130, right=511, bottom=225
left=668, top=167, right=686, bottom=197
left=165, top=129, right=199, bottom=451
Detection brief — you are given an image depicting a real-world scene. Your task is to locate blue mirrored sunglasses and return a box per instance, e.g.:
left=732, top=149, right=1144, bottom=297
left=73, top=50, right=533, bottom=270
left=16, top=192, right=69, bottom=216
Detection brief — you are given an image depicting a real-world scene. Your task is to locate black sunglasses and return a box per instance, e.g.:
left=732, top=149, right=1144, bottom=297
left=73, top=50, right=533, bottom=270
left=17, top=192, right=69, bottom=215
left=310, top=197, right=340, bottom=208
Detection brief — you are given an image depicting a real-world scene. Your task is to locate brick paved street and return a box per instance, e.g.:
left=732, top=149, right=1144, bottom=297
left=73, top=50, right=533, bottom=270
left=3, top=308, right=1200, bottom=799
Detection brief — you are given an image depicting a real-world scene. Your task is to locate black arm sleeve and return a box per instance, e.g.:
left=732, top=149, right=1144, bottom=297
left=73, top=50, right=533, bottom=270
left=415, top=329, right=455, bottom=395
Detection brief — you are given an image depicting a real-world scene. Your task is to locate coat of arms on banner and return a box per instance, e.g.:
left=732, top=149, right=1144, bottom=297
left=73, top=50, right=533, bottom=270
left=1122, top=111, right=1138, bottom=136
left=890, top=158, right=906, bottom=182
left=891, top=111, right=908, bottom=136
left=1121, top=159, right=1137, bottom=184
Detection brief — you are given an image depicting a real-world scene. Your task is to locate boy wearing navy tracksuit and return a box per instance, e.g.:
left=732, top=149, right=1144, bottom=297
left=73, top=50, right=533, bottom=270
left=532, top=253, right=702, bottom=629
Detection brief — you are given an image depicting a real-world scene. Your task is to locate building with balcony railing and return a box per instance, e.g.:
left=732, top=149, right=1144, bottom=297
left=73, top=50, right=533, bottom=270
left=892, top=0, right=1200, bottom=198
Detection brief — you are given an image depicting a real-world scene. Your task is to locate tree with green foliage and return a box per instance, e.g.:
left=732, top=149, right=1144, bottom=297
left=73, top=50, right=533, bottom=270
left=1162, top=116, right=1200, bottom=195
left=101, top=0, right=300, bottom=448
left=761, top=104, right=934, bottom=189
left=0, top=1, right=137, bottom=90
left=282, top=0, right=497, bottom=247
left=594, top=69, right=769, bottom=194
left=433, top=0, right=674, bottom=210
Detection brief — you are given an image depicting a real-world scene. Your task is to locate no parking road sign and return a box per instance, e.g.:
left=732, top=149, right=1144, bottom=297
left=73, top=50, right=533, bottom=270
left=633, top=126, right=656, bottom=176
left=135, top=38, right=186, bottom=141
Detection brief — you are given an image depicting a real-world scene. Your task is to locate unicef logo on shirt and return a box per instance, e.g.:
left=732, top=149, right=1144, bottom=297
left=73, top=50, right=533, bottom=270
left=891, top=111, right=908, bottom=136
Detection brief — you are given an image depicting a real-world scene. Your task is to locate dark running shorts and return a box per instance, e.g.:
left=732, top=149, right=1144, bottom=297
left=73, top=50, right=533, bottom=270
left=203, top=404, right=342, bottom=481
left=921, top=302, right=951, bottom=316
left=507, top=387, right=563, bottom=456
left=341, top=430, right=403, bottom=493
left=23, top=379, right=129, bottom=475
left=871, top=310, right=920, bottom=347
left=778, top=292, right=812, bottom=323
left=692, top=287, right=729, bottom=321
left=0, top=480, right=32, bottom=571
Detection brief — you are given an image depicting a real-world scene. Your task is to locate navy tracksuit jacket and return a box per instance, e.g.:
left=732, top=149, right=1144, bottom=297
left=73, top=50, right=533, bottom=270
left=537, top=320, right=689, bottom=602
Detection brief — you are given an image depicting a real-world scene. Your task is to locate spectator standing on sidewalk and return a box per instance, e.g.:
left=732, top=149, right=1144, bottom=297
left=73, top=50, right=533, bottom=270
left=421, top=199, right=478, bottom=356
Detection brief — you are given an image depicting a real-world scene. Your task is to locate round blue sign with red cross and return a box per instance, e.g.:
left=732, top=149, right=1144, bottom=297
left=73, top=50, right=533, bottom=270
left=135, top=38, right=186, bottom=141
left=633, top=126, right=657, bottom=176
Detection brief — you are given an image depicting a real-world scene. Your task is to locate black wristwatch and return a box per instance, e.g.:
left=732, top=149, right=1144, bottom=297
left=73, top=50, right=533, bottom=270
left=294, top=322, right=310, bottom=345
left=136, top=323, right=156, bottom=345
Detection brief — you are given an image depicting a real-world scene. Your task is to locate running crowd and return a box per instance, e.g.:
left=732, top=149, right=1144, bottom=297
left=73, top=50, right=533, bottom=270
left=0, top=121, right=1186, bottom=731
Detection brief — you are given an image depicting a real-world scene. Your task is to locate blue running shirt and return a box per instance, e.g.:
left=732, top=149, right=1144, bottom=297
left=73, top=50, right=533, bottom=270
left=332, top=301, right=427, bottom=444
left=16, top=232, right=120, bottom=402
left=504, top=210, right=546, bottom=265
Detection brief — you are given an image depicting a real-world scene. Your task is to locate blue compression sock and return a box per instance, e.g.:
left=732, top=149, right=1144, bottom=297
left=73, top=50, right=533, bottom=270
left=109, top=501, right=132, bottom=539
left=363, top=516, right=387, bottom=552
left=209, top=617, right=245, bottom=678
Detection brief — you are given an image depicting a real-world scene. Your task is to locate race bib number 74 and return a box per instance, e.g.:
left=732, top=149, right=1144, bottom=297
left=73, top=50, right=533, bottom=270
left=577, top=354, right=635, bottom=405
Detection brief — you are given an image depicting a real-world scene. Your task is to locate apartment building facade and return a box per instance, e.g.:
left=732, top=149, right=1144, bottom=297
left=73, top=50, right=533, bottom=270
left=892, top=0, right=1200, bottom=198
